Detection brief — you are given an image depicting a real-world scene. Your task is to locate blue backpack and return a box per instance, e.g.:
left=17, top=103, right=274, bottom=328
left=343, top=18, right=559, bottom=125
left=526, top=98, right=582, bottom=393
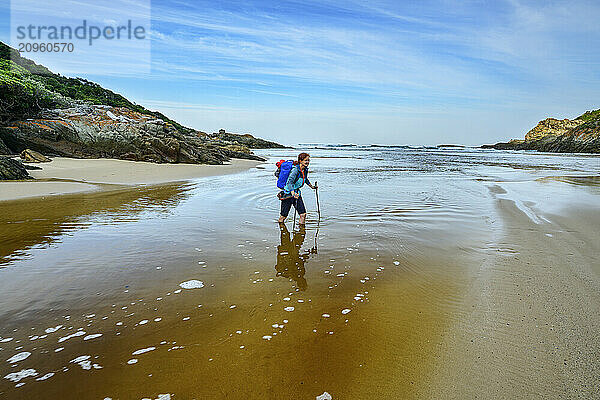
left=275, top=160, right=294, bottom=189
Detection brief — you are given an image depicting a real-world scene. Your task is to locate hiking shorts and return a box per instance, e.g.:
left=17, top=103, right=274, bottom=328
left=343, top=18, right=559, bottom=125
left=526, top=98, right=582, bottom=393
left=280, top=195, right=306, bottom=217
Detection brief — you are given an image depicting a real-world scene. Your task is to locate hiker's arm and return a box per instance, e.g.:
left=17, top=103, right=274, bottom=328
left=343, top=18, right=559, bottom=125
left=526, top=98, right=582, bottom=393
left=305, top=175, right=312, bottom=188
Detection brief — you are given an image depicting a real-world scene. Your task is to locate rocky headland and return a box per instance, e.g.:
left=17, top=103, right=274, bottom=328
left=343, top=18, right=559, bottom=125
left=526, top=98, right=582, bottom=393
left=211, top=129, right=289, bottom=149
left=483, top=109, right=600, bottom=153
left=0, top=41, right=285, bottom=180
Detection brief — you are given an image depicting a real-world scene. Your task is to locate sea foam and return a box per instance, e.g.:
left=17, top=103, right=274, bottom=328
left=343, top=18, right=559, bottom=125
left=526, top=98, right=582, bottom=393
left=132, top=347, right=156, bottom=355
left=7, top=352, right=31, bottom=364
left=179, top=280, right=204, bottom=289
left=4, top=368, right=37, bottom=382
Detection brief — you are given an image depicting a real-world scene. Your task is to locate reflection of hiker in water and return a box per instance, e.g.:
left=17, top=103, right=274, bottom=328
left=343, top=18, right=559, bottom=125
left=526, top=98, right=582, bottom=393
left=275, top=223, right=312, bottom=290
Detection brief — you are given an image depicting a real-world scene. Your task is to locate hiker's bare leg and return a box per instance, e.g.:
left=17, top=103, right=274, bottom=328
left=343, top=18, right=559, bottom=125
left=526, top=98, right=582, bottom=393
left=299, top=213, right=307, bottom=225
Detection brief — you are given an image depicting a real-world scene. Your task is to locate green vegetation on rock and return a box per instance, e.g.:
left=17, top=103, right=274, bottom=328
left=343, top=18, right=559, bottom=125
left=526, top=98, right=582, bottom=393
left=576, top=109, right=600, bottom=122
left=0, top=41, right=191, bottom=133
left=0, top=58, right=62, bottom=121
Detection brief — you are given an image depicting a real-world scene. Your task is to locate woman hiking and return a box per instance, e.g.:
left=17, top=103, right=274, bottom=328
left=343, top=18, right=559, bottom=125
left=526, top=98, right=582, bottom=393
left=278, top=152, right=317, bottom=225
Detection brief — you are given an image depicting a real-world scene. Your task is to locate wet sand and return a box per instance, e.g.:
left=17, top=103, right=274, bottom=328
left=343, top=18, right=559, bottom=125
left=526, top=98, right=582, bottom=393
left=0, top=182, right=199, bottom=264
left=0, top=147, right=598, bottom=399
left=0, top=157, right=261, bottom=201
left=424, top=187, right=600, bottom=399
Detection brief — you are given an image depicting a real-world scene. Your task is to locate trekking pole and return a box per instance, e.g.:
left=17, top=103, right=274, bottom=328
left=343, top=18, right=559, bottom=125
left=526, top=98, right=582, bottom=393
left=313, top=223, right=319, bottom=254
left=293, top=207, right=297, bottom=231
left=315, top=181, right=321, bottom=221
left=311, top=182, right=320, bottom=254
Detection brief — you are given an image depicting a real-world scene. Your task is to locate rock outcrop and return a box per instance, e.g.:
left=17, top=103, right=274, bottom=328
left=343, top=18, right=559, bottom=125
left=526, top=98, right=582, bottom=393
left=524, top=118, right=583, bottom=141
left=212, top=130, right=288, bottom=149
left=20, top=149, right=51, bottom=163
left=483, top=109, right=600, bottom=153
left=0, top=104, right=267, bottom=164
left=0, top=156, right=33, bottom=180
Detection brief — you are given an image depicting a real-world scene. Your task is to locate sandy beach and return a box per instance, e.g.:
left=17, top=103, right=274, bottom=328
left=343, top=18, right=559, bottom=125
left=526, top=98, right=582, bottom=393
left=0, top=157, right=262, bottom=202
left=0, top=147, right=598, bottom=399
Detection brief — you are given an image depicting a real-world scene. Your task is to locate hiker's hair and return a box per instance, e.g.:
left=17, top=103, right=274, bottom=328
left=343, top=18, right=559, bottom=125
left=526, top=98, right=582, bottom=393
left=297, top=152, right=310, bottom=163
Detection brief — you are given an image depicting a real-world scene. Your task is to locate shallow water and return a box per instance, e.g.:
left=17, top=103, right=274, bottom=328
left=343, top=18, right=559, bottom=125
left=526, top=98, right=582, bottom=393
left=0, top=147, right=599, bottom=399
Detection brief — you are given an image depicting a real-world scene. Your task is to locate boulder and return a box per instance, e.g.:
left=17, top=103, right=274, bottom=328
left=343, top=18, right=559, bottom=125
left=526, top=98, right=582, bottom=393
left=0, top=156, right=33, bottom=180
left=20, top=148, right=51, bottom=163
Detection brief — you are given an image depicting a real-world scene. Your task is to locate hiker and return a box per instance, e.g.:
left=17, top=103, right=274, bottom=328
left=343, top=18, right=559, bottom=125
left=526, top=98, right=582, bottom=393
left=277, top=152, right=317, bottom=225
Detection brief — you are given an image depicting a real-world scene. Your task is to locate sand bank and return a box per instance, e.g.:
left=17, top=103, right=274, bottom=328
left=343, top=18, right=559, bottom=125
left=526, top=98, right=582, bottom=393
left=0, top=157, right=262, bottom=201
left=423, top=188, right=600, bottom=399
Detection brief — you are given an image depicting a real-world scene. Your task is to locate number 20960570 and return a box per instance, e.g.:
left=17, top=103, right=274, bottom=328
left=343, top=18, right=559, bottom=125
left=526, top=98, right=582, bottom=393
left=18, top=42, right=74, bottom=53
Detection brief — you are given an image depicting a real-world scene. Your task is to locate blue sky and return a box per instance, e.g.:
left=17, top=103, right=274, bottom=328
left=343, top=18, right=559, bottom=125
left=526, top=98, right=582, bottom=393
left=1, top=0, right=599, bottom=145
